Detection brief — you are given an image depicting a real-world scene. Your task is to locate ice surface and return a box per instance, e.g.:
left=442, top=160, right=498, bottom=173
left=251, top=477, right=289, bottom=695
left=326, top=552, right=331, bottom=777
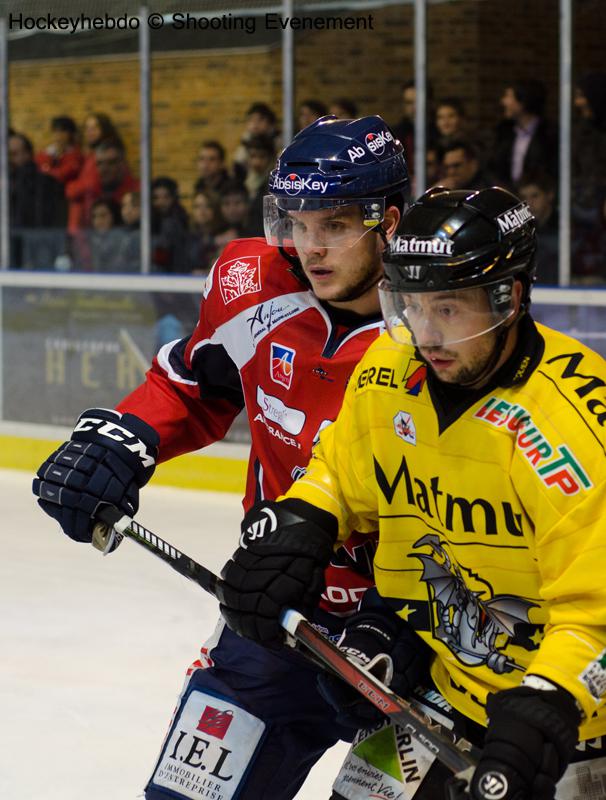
left=0, top=469, right=348, bottom=799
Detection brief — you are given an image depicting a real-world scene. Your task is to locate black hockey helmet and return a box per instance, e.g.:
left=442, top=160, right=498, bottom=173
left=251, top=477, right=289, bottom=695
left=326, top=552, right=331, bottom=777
left=379, top=186, right=537, bottom=347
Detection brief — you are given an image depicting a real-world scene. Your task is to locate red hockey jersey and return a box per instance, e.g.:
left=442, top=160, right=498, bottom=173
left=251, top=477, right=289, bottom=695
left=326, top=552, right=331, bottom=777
left=118, top=237, right=384, bottom=616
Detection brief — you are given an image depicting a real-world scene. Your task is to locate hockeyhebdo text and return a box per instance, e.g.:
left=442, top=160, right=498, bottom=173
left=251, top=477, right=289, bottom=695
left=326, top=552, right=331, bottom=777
left=8, top=11, right=375, bottom=35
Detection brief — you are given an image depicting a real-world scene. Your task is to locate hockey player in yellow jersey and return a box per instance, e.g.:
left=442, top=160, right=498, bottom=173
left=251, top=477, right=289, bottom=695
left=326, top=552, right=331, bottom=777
left=219, top=186, right=606, bottom=800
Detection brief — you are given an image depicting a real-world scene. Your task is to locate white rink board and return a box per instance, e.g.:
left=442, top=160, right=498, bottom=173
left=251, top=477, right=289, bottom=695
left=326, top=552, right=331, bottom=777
left=0, top=469, right=348, bottom=800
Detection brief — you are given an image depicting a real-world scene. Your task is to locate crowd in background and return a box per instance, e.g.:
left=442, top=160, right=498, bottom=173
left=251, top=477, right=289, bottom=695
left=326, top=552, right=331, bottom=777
left=8, top=72, right=606, bottom=285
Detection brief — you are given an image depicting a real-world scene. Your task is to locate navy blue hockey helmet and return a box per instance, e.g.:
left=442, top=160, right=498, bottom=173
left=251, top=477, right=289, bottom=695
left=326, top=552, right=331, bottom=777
left=264, top=115, right=410, bottom=249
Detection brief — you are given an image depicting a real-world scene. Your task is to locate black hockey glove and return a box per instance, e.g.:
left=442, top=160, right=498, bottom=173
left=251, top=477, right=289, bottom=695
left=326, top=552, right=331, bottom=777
left=470, top=680, right=581, bottom=800
left=33, top=408, right=159, bottom=543
left=217, top=498, right=337, bottom=647
left=317, top=589, right=431, bottom=730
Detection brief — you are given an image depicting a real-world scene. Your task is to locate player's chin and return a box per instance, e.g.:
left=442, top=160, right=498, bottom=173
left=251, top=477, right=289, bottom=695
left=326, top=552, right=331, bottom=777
left=308, top=278, right=342, bottom=299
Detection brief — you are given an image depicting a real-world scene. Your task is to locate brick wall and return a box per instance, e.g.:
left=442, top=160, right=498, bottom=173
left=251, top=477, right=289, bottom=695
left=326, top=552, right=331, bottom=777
left=9, top=2, right=602, bottom=202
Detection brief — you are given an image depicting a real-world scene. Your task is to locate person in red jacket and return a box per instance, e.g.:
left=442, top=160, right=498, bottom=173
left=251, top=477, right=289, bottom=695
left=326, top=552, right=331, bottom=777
left=64, top=112, right=133, bottom=233
left=66, top=138, right=138, bottom=237
left=35, top=116, right=84, bottom=187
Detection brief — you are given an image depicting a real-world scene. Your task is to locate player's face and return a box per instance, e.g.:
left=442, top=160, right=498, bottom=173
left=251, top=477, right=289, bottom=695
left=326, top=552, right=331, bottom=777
left=291, top=205, right=384, bottom=305
left=420, top=325, right=500, bottom=386
left=404, top=285, right=520, bottom=387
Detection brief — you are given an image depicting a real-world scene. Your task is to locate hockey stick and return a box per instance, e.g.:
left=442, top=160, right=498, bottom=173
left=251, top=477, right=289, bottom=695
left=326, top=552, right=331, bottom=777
left=91, top=512, right=480, bottom=797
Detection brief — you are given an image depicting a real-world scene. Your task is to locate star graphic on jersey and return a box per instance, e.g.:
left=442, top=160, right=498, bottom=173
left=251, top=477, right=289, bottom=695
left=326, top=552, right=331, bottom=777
left=398, top=604, right=417, bottom=621
left=529, top=629, right=544, bottom=648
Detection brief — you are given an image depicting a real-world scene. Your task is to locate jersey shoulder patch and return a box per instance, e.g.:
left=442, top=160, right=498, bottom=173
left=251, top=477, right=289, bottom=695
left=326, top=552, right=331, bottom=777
left=204, top=238, right=303, bottom=324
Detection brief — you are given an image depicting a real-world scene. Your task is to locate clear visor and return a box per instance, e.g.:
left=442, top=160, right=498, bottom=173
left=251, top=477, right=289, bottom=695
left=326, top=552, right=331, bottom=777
left=378, top=278, right=516, bottom=348
left=264, top=195, right=385, bottom=249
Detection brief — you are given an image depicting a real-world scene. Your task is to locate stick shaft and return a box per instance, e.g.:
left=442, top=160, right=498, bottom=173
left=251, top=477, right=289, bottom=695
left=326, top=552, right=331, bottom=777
left=94, top=515, right=479, bottom=775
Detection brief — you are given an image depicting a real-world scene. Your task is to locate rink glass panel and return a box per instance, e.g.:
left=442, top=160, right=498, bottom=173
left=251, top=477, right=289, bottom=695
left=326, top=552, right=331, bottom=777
left=1, top=279, right=604, bottom=430
left=0, top=280, right=251, bottom=442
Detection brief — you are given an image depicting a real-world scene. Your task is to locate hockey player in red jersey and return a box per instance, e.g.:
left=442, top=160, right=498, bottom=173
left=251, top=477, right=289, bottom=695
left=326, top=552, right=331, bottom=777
left=33, top=115, right=428, bottom=799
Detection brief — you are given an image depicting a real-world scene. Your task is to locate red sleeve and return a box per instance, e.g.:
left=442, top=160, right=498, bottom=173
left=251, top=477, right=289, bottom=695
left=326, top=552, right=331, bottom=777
left=116, top=250, right=247, bottom=462
left=65, top=154, right=100, bottom=201
left=36, top=148, right=84, bottom=185
left=117, top=356, right=241, bottom=463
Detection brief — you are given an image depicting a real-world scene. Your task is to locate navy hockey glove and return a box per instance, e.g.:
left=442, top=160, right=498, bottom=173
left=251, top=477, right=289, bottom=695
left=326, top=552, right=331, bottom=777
left=470, top=680, right=581, bottom=800
left=317, top=590, right=431, bottom=730
left=217, top=498, right=337, bottom=647
left=33, top=408, right=159, bottom=543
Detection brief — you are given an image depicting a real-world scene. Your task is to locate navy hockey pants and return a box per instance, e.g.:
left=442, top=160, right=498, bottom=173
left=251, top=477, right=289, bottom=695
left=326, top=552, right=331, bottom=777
left=144, top=623, right=355, bottom=800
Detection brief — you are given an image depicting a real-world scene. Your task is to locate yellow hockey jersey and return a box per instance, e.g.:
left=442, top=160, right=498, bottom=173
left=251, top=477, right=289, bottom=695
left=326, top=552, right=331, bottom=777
left=283, top=317, right=606, bottom=738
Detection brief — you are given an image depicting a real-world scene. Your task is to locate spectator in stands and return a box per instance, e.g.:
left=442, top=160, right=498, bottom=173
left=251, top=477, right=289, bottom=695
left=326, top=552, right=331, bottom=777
left=233, top=103, right=279, bottom=182
left=71, top=139, right=139, bottom=232
left=441, top=139, right=490, bottom=190
left=151, top=176, right=190, bottom=273
left=435, top=97, right=468, bottom=149
left=83, top=113, right=122, bottom=151
left=489, top=79, right=557, bottom=188
left=571, top=192, right=606, bottom=284
left=243, top=134, right=276, bottom=236
left=118, top=191, right=141, bottom=272
left=572, top=72, right=606, bottom=229
left=329, top=97, right=359, bottom=119
left=216, top=181, right=252, bottom=243
left=572, top=203, right=606, bottom=283
left=518, top=173, right=559, bottom=285
left=36, top=116, right=84, bottom=187
left=121, top=191, right=141, bottom=229
left=194, top=140, right=231, bottom=200
left=425, top=144, right=443, bottom=188
left=73, top=198, right=128, bottom=272
left=298, top=99, right=328, bottom=130
left=65, top=112, right=123, bottom=234
left=151, top=181, right=202, bottom=347
left=9, top=131, right=67, bottom=267
left=9, top=132, right=66, bottom=228
left=186, top=189, right=225, bottom=273
left=392, top=80, right=438, bottom=169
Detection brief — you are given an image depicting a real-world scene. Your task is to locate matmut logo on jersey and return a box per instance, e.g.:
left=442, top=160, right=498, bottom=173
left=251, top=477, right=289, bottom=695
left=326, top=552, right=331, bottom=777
left=218, top=255, right=262, bottom=304
left=475, top=396, right=593, bottom=495
left=270, top=342, right=296, bottom=389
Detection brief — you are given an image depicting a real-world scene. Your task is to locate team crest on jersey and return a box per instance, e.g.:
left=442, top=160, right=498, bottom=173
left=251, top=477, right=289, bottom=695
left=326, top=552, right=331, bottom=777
left=403, top=358, right=427, bottom=396
left=411, top=534, right=538, bottom=674
left=394, top=411, right=416, bottom=445
left=270, top=342, right=296, bottom=389
left=218, top=256, right=262, bottom=304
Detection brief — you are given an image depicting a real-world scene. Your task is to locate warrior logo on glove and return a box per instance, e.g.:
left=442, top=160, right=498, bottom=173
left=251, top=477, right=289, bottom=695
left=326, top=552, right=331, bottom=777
left=476, top=771, right=509, bottom=800
left=239, top=506, right=278, bottom=548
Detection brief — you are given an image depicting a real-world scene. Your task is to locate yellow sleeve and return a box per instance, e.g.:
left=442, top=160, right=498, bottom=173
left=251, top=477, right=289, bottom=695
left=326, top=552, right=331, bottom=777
left=280, top=359, right=379, bottom=541
left=527, top=477, right=606, bottom=720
